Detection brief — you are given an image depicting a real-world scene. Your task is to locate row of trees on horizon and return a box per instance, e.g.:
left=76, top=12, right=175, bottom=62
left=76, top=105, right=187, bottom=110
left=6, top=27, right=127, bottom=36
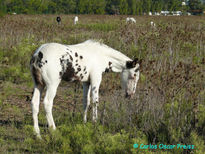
left=0, top=0, right=204, bottom=15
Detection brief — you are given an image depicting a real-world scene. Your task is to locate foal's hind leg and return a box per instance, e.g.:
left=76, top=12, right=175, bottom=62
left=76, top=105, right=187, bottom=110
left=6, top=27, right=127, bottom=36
left=31, top=86, right=43, bottom=138
left=43, top=83, right=59, bottom=130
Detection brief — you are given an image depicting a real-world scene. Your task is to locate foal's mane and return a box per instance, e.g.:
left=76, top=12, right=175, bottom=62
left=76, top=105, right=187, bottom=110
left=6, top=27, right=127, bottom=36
left=81, top=40, right=131, bottom=61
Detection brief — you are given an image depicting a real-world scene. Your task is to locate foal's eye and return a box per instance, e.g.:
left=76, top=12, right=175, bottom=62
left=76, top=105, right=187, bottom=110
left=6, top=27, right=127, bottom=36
left=130, top=74, right=136, bottom=79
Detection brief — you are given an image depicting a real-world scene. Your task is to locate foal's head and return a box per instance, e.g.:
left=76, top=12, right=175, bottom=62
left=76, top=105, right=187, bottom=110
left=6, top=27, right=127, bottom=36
left=121, top=58, right=140, bottom=98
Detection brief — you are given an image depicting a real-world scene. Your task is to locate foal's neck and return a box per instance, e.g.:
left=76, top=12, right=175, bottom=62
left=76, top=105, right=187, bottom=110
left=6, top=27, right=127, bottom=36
left=108, top=56, right=130, bottom=73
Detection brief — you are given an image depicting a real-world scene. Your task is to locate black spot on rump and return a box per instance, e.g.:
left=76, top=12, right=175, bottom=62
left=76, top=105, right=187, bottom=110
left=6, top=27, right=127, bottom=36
left=36, top=52, right=46, bottom=68
left=80, top=56, right=83, bottom=59
left=60, top=58, right=63, bottom=63
left=75, top=52, right=78, bottom=57
left=38, top=52, right=43, bottom=59
left=61, top=62, right=76, bottom=81
left=77, top=67, right=81, bottom=71
left=69, top=55, right=73, bottom=61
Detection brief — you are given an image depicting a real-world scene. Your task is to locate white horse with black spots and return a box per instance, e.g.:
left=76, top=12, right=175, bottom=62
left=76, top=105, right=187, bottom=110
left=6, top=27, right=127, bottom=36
left=30, top=40, right=140, bottom=137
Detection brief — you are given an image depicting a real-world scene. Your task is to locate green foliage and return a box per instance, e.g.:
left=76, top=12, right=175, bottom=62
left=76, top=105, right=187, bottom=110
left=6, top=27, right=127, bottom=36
left=0, top=0, right=6, bottom=17
left=142, top=0, right=152, bottom=14
left=96, top=131, right=130, bottom=153
left=0, top=36, right=37, bottom=83
left=77, top=0, right=106, bottom=14
left=198, top=102, right=205, bottom=133
left=190, top=131, right=205, bottom=153
left=1, top=0, right=204, bottom=15
left=119, top=0, right=128, bottom=14
left=69, top=123, right=95, bottom=153
left=189, top=0, right=203, bottom=10
left=17, top=123, right=146, bottom=153
left=167, top=0, right=182, bottom=11
left=0, top=10, right=5, bottom=17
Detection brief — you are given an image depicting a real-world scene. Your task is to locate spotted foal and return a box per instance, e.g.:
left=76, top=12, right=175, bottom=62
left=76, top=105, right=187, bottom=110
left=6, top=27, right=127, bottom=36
left=30, top=40, right=140, bottom=137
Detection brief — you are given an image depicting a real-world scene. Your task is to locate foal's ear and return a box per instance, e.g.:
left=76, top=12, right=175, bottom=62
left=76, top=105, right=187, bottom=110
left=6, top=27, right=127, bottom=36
left=126, top=58, right=138, bottom=69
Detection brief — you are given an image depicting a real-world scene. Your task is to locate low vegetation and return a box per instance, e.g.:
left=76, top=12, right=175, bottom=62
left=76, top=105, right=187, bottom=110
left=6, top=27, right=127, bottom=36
left=0, top=15, right=204, bottom=153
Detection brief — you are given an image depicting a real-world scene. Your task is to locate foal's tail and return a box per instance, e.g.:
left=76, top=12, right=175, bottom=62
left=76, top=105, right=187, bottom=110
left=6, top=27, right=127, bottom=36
left=30, top=55, right=45, bottom=88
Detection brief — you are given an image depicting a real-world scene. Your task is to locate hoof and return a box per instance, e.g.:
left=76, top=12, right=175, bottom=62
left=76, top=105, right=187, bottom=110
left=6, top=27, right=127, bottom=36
left=36, top=134, right=42, bottom=140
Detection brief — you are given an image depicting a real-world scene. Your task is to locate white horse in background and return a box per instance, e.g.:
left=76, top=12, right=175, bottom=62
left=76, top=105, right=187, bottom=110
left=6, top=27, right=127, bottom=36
left=126, top=17, right=136, bottom=23
left=30, top=40, right=140, bottom=137
left=74, top=16, right=78, bottom=25
left=150, top=21, right=156, bottom=27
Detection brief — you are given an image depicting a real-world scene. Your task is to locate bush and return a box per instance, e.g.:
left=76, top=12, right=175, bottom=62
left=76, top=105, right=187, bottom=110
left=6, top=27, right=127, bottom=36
left=0, top=37, right=38, bottom=83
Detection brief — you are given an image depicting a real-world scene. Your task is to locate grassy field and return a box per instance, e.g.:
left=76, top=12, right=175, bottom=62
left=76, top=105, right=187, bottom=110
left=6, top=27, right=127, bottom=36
left=0, top=14, right=205, bottom=153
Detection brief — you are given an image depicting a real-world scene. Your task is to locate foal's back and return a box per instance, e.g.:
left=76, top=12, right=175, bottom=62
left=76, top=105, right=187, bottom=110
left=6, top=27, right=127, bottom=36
left=32, top=41, right=112, bottom=85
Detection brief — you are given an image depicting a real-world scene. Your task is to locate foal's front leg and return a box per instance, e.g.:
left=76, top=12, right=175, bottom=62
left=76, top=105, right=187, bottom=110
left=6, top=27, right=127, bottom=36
left=92, top=87, right=99, bottom=122
left=91, top=74, right=102, bottom=122
left=83, top=82, right=91, bottom=123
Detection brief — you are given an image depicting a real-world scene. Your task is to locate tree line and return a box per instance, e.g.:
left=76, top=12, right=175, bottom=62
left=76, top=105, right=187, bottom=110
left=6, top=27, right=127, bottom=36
left=0, top=0, right=204, bottom=15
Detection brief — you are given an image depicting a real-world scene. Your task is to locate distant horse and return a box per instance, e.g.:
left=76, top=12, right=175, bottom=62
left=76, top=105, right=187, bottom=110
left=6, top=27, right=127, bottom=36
left=74, top=16, right=78, bottom=25
left=56, top=16, right=61, bottom=25
left=30, top=40, right=140, bottom=137
left=126, top=17, right=136, bottom=23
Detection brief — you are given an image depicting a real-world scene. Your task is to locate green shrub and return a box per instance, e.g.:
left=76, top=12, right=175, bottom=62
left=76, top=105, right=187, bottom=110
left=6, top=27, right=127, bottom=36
left=0, top=11, right=5, bottom=18
left=190, top=132, right=205, bottom=154
left=69, top=123, right=95, bottom=153
left=0, top=37, right=37, bottom=83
